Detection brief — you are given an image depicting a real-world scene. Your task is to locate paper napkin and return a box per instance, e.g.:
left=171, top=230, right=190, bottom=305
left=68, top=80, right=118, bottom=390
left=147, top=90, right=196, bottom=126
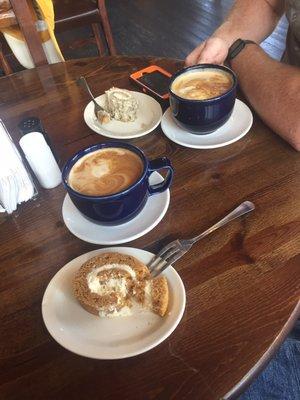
left=0, top=120, right=35, bottom=214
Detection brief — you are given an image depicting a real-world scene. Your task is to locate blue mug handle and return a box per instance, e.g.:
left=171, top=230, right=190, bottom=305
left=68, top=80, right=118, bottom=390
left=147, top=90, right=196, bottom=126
left=147, top=157, right=174, bottom=195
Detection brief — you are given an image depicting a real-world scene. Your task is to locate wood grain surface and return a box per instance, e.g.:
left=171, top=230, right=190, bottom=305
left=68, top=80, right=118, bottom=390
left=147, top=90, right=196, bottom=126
left=0, top=56, right=299, bottom=400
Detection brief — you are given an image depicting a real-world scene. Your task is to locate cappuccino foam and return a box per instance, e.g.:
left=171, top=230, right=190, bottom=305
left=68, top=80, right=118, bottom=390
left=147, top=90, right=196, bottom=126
left=171, top=68, right=233, bottom=100
left=68, top=148, right=144, bottom=196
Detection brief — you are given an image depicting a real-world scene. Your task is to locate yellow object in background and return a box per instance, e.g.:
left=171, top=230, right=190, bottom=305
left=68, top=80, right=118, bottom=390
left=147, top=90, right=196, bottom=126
left=1, top=0, right=64, bottom=69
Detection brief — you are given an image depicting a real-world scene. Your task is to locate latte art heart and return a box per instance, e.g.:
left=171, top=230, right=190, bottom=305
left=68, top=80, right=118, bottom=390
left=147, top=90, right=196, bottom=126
left=68, top=148, right=144, bottom=196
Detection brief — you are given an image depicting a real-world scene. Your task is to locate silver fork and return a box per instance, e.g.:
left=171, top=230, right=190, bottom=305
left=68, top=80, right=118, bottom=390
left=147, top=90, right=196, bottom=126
left=76, top=76, right=106, bottom=118
left=149, top=201, right=255, bottom=277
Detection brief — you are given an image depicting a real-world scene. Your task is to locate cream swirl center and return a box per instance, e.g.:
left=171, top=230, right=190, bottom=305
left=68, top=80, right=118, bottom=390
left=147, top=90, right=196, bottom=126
left=68, top=148, right=143, bottom=196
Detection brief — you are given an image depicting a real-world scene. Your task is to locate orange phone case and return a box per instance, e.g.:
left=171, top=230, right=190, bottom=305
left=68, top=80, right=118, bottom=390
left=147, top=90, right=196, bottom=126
left=130, top=65, right=172, bottom=100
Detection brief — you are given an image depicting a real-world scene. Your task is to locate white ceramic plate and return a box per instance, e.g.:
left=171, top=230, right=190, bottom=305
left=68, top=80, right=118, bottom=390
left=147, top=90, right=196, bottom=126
left=62, top=172, right=170, bottom=245
left=161, top=99, right=253, bottom=149
left=42, top=247, right=186, bottom=359
left=84, top=91, right=162, bottom=139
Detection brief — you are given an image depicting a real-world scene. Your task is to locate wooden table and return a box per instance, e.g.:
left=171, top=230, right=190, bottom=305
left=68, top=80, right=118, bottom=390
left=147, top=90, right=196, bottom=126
left=0, top=56, right=299, bottom=400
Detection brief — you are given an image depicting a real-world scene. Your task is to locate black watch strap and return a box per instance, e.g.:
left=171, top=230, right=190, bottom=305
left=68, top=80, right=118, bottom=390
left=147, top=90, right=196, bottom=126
left=227, top=39, right=256, bottom=61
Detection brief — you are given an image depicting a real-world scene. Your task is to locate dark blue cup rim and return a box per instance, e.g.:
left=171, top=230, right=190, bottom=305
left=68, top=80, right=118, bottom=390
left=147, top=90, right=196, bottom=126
left=169, top=64, right=237, bottom=103
left=62, top=142, right=149, bottom=200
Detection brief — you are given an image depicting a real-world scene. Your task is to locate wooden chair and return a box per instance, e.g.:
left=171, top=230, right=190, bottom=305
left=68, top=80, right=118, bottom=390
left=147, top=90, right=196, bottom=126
left=0, top=0, right=116, bottom=74
left=54, top=0, right=116, bottom=56
left=10, top=0, right=48, bottom=66
left=0, top=39, right=12, bottom=74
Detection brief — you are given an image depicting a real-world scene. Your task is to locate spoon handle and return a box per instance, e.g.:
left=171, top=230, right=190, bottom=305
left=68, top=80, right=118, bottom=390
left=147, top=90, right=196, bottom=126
left=77, top=76, right=98, bottom=106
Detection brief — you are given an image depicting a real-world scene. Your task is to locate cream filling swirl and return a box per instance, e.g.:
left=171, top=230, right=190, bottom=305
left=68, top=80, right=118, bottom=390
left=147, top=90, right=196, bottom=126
left=86, top=263, right=136, bottom=296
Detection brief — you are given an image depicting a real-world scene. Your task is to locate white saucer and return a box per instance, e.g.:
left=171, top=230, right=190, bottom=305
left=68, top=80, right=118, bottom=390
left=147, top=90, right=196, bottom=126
left=42, top=247, right=186, bottom=359
left=84, top=91, right=162, bottom=139
left=161, top=99, right=253, bottom=149
left=62, top=172, right=170, bottom=245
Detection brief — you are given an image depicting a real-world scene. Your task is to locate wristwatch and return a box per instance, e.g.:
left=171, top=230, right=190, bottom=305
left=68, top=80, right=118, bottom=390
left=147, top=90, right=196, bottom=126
left=227, top=39, right=257, bottom=62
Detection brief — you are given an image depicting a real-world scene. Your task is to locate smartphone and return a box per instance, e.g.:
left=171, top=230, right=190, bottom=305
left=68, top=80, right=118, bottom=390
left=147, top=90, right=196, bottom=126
left=130, top=65, right=172, bottom=100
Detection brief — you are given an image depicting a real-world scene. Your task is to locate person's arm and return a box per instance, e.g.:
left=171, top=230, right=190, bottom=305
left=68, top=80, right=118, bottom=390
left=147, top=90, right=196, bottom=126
left=186, top=0, right=285, bottom=65
left=231, top=44, right=300, bottom=150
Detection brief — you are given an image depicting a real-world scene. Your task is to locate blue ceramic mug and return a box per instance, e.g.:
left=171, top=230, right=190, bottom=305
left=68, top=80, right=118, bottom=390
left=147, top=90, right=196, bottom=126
left=62, top=142, right=173, bottom=225
left=169, top=64, right=237, bottom=134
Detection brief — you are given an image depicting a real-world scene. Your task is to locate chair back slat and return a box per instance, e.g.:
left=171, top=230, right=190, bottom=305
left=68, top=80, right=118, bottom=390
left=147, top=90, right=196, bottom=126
left=0, top=42, right=12, bottom=74
left=10, top=0, right=48, bottom=66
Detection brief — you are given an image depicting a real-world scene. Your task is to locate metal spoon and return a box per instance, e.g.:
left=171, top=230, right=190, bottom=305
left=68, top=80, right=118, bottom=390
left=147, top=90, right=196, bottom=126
left=76, top=76, right=110, bottom=122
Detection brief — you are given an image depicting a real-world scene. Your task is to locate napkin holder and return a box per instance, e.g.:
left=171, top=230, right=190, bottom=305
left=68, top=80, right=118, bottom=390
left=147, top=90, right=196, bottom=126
left=0, top=120, right=38, bottom=214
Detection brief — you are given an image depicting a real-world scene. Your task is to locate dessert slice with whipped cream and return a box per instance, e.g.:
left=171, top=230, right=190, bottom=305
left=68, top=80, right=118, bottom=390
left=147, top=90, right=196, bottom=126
left=73, top=252, right=169, bottom=318
left=105, top=88, right=138, bottom=123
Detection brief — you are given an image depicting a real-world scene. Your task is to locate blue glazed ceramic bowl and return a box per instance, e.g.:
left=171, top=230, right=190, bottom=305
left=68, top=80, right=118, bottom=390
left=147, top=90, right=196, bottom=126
left=169, top=64, right=237, bottom=134
left=62, top=142, right=173, bottom=225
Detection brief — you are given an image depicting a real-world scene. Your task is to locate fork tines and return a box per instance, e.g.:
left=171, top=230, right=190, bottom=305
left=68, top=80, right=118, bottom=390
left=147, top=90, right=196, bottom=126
left=148, top=240, right=185, bottom=277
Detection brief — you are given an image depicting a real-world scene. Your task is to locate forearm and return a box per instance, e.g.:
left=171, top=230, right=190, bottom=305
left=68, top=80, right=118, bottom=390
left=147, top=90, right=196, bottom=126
left=231, top=45, right=300, bottom=150
left=213, top=0, right=284, bottom=46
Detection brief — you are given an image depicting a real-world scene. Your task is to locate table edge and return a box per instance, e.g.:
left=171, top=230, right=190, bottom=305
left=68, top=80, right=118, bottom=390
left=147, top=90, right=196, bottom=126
left=0, top=55, right=184, bottom=80
left=223, top=299, right=300, bottom=399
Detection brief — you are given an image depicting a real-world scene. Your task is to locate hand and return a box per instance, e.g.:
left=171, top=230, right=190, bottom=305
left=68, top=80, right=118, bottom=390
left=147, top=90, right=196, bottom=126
left=185, top=37, right=230, bottom=66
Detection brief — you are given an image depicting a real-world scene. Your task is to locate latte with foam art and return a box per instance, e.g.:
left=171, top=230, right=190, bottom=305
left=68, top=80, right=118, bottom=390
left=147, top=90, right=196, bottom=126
left=171, top=68, right=233, bottom=100
left=68, top=148, right=144, bottom=196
